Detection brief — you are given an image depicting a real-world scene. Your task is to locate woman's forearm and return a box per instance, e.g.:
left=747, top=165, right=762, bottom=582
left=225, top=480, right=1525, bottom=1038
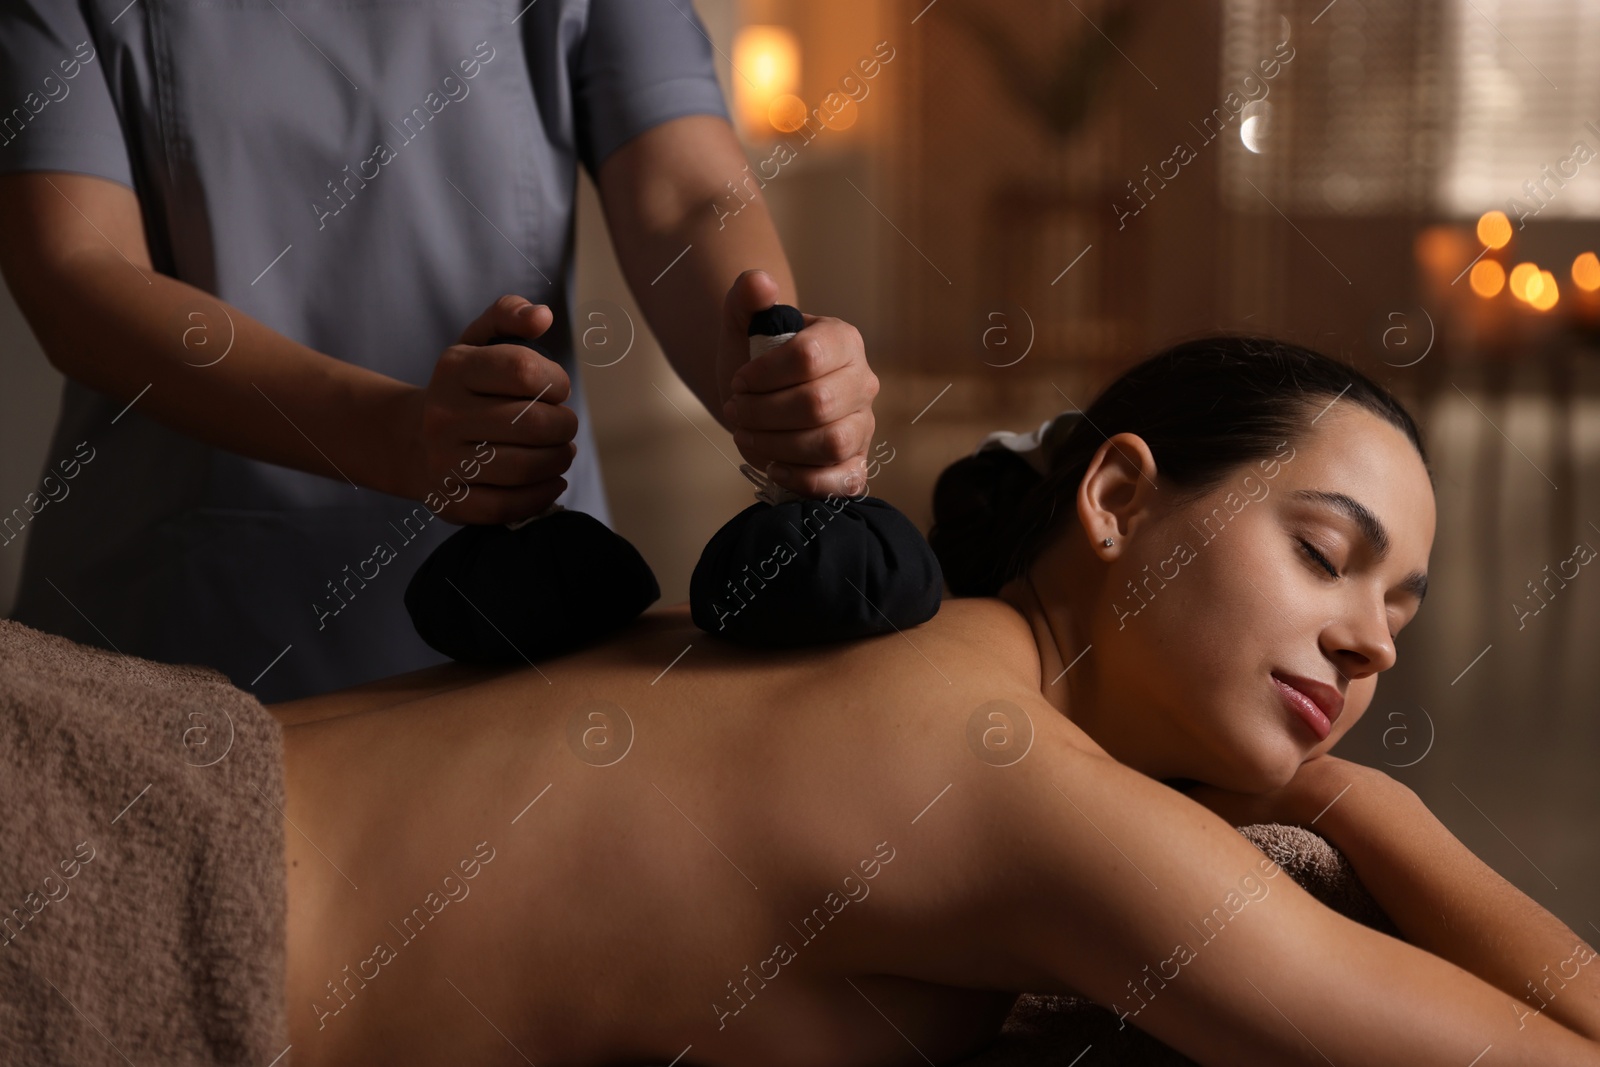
left=11, top=250, right=420, bottom=498
left=1319, top=776, right=1600, bottom=1040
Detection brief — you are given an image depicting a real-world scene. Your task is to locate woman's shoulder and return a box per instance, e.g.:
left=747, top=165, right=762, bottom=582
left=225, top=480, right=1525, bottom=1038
left=908, top=597, right=1113, bottom=759
left=914, top=595, right=1047, bottom=682
left=635, top=596, right=1041, bottom=680
left=922, top=595, right=1037, bottom=643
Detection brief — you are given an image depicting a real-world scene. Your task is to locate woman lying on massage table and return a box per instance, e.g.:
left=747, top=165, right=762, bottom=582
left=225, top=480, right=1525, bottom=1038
left=268, top=337, right=1600, bottom=1067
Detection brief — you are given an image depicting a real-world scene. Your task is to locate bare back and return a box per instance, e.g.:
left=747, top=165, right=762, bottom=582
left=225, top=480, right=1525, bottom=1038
left=273, top=600, right=1600, bottom=1067
left=274, top=599, right=1058, bottom=1066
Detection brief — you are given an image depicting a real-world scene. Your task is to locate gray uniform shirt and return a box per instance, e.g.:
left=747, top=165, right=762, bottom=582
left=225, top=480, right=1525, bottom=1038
left=0, top=0, right=729, bottom=701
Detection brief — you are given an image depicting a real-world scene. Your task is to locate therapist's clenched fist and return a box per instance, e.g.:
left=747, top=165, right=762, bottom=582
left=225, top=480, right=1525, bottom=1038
left=402, top=295, right=578, bottom=524
left=716, top=270, right=878, bottom=500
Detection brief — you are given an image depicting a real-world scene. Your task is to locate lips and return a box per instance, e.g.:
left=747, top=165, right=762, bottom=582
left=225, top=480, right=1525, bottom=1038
left=1271, top=671, right=1344, bottom=741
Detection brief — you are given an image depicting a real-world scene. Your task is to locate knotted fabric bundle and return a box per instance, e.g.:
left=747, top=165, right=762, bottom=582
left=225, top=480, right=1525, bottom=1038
left=690, top=305, right=942, bottom=647
left=404, top=335, right=660, bottom=663
left=690, top=493, right=942, bottom=646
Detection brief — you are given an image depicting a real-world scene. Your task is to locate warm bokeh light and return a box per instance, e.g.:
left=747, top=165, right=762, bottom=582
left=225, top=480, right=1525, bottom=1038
left=767, top=94, right=808, bottom=133
left=816, top=95, right=858, bottom=131
left=1414, top=225, right=1473, bottom=281
left=732, top=26, right=800, bottom=137
left=1509, top=262, right=1541, bottom=302
left=1476, top=210, right=1512, bottom=250
left=1531, top=270, right=1559, bottom=311
left=1469, top=259, right=1505, bottom=298
left=1573, top=251, right=1600, bottom=292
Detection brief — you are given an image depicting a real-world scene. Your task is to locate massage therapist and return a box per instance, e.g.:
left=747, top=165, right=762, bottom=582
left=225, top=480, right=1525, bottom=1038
left=0, top=1, right=876, bottom=700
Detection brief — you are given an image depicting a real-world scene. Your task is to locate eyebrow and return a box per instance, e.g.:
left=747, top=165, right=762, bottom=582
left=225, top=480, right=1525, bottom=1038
left=1286, top=489, right=1428, bottom=604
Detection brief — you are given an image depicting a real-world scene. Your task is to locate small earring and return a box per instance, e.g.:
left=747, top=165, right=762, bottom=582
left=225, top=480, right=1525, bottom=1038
left=1102, top=537, right=1115, bottom=547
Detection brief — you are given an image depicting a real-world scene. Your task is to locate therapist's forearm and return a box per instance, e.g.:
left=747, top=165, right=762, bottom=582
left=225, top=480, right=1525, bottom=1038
left=4, top=249, right=416, bottom=499
left=633, top=190, right=795, bottom=424
left=597, top=114, right=795, bottom=427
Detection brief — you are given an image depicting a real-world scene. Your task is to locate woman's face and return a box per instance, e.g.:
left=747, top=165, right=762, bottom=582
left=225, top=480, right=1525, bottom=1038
left=1058, top=403, right=1436, bottom=791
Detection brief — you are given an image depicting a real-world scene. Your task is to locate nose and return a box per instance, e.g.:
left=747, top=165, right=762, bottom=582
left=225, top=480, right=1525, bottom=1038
left=1322, top=592, right=1397, bottom=678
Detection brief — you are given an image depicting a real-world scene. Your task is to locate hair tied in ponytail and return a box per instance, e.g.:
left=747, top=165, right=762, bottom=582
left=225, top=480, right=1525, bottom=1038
left=929, top=410, right=1086, bottom=596
left=974, top=409, right=1087, bottom=477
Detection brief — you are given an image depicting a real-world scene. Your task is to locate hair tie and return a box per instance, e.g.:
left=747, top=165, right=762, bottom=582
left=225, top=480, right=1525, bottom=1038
left=974, top=410, right=1085, bottom=477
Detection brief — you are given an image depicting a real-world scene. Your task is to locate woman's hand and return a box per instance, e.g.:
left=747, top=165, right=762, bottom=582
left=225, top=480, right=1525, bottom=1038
left=1181, top=754, right=1396, bottom=832
left=395, top=295, right=579, bottom=524
left=716, top=270, right=878, bottom=500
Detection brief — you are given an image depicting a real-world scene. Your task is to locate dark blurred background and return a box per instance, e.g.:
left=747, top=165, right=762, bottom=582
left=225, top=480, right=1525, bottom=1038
left=4, top=0, right=1597, bottom=928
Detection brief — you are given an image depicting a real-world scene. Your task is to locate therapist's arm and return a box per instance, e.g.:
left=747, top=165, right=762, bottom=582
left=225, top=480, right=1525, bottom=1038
left=0, top=171, right=573, bottom=524
left=593, top=114, right=878, bottom=500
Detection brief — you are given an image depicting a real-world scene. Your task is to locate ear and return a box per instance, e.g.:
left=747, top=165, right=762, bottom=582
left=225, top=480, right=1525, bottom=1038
left=1075, top=432, right=1160, bottom=558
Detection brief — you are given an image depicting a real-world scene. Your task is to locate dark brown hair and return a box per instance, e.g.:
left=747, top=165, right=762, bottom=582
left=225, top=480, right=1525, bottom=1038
left=929, top=336, right=1429, bottom=597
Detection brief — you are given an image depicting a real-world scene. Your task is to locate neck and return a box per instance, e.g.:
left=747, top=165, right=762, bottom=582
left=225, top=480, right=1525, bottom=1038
left=995, top=568, right=1088, bottom=723
left=996, top=568, right=1181, bottom=781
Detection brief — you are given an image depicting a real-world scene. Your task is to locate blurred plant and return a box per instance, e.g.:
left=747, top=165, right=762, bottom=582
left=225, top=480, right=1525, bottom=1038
left=941, top=0, right=1138, bottom=141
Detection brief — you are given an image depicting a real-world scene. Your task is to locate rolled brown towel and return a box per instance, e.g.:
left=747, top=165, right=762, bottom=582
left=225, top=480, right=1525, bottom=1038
left=953, top=823, right=1398, bottom=1067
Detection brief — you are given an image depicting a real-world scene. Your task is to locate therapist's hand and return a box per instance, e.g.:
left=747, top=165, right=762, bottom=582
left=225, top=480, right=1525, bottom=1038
left=716, top=270, right=878, bottom=500
left=401, top=295, right=578, bottom=524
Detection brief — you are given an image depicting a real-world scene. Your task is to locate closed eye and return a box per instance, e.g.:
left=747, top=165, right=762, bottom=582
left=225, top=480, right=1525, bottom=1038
left=1297, top=538, right=1340, bottom=579
left=1299, top=537, right=1414, bottom=639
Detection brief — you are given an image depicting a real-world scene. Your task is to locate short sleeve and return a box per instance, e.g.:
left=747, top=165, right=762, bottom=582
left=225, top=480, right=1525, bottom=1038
left=0, top=3, right=134, bottom=188
left=571, top=0, right=733, bottom=174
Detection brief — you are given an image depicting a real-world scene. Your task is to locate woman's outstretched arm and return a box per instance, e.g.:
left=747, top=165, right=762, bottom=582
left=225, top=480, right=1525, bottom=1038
left=1187, top=755, right=1600, bottom=1042
left=953, top=729, right=1600, bottom=1066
